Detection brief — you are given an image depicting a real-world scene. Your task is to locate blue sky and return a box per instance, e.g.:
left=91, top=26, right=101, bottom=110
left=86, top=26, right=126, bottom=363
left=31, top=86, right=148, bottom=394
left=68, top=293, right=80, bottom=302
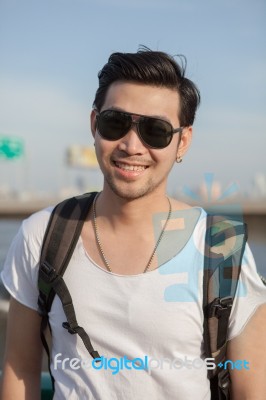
left=0, top=0, right=265, bottom=197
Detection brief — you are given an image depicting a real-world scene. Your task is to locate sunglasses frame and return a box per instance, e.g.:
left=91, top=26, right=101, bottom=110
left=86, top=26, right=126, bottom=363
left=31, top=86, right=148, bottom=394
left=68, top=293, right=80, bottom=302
left=95, top=109, right=183, bottom=149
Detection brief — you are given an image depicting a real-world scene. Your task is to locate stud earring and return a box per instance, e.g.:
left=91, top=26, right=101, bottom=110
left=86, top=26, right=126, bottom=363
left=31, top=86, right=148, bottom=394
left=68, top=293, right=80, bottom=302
left=176, top=155, right=183, bottom=163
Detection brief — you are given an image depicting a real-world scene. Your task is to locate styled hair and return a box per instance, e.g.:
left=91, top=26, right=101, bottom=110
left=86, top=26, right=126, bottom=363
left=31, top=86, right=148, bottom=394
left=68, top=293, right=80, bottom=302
left=93, top=47, right=200, bottom=127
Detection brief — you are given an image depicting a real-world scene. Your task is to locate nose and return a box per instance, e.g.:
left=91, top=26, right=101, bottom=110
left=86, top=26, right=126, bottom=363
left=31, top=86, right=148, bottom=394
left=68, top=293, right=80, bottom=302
left=117, top=124, right=146, bottom=155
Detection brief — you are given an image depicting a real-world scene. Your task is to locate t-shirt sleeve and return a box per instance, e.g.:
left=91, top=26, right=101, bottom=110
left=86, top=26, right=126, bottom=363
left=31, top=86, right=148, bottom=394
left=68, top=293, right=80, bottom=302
left=228, top=243, right=266, bottom=340
left=1, top=208, right=52, bottom=311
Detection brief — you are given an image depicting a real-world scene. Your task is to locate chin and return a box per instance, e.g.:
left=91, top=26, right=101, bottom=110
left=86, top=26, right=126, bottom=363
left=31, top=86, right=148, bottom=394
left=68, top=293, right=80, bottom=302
left=106, top=177, right=162, bottom=201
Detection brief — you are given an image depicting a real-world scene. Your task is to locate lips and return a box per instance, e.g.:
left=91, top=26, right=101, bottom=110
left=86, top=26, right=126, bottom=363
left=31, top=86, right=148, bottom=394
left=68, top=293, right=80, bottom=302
left=114, top=162, right=148, bottom=172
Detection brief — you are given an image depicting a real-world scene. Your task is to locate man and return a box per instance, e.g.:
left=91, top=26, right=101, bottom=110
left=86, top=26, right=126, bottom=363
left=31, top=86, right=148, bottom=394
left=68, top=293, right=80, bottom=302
left=1, top=49, right=266, bottom=399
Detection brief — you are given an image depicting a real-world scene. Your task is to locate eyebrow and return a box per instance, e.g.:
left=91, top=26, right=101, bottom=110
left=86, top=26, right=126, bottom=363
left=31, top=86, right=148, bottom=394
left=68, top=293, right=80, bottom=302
left=105, top=106, right=172, bottom=124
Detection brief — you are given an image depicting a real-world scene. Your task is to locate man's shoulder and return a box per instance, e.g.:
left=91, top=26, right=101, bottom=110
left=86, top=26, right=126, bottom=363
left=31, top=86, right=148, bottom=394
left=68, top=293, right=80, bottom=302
left=21, top=206, right=55, bottom=247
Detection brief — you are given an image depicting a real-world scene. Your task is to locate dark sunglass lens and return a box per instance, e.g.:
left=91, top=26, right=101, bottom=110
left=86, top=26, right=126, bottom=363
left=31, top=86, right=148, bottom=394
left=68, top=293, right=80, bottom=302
left=140, top=118, right=172, bottom=148
left=98, top=111, right=131, bottom=140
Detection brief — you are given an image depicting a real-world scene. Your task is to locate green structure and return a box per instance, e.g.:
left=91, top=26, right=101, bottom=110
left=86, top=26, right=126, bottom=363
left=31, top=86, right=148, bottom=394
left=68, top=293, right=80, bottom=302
left=0, top=136, right=24, bottom=159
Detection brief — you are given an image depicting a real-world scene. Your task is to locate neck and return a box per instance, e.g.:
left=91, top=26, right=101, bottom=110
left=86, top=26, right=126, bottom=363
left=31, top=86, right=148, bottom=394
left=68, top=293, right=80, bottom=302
left=96, top=187, right=170, bottom=227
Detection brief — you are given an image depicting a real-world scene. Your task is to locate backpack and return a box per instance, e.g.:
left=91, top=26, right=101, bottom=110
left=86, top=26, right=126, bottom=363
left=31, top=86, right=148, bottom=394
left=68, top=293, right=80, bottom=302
left=38, top=192, right=248, bottom=400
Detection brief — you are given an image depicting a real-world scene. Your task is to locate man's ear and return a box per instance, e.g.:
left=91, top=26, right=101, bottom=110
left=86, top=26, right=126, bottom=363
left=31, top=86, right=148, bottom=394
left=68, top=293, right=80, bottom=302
left=176, top=126, right=193, bottom=159
left=90, top=109, right=98, bottom=138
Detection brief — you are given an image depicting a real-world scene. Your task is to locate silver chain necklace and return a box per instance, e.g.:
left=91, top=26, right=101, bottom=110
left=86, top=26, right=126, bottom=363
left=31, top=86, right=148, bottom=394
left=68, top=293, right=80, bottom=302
left=92, top=192, right=172, bottom=273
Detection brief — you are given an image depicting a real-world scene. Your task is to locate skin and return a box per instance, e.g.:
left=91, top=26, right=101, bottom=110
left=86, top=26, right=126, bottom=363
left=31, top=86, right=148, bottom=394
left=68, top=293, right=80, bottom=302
left=1, top=81, right=265, bottom=399
left=227, top=304, right=266, bottom=399
left=91, top=81, right=192, bottom=202
left=0, top=298, right=43, bottom=400
left=88, top=81, right=266, bottom=399
left=85, top=81, right=192, bottom=275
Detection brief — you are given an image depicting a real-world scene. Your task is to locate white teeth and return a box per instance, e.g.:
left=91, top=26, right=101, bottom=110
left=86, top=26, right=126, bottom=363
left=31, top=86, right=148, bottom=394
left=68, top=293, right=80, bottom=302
left=115, top=162, right=146, bottom=171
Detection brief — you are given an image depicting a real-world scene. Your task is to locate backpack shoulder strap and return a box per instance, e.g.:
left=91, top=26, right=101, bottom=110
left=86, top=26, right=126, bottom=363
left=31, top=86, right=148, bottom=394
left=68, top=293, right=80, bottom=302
left=38, top=191, right=97, bottom=312
left=37, top=192, right=100, bottom=389
left=203, top=214, right=248, bottom=400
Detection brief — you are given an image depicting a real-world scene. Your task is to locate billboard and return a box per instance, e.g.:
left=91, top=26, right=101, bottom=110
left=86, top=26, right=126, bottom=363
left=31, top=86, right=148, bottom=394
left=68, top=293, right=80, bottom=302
left=67, top=145, right=98, bottom=168
left=0, top=136, right=24, bottom=160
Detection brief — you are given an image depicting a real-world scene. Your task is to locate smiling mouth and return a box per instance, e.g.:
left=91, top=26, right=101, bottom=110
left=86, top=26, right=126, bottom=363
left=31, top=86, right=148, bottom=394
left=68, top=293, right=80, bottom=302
left=113, top=161, right=149, bottom=172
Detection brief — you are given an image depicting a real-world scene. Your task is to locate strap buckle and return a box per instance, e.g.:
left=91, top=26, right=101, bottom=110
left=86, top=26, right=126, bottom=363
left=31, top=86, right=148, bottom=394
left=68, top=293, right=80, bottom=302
left=62, top=321, right=78, bottom=335
left=207, top=296, right=233, bottom=318
left=219, top=296, right=233, bottom=307
left=39, top=261, right=57, bottom=283
left=218, top=368, right=231, bottom=391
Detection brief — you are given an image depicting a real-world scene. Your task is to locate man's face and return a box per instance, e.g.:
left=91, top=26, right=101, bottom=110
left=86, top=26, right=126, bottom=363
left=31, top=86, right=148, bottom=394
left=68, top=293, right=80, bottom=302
left=91, top=81, right=192, bottom=200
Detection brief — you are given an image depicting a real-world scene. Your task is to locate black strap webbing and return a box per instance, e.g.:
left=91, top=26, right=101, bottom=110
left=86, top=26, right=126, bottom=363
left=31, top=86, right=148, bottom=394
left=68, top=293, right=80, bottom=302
left=38, top=198, right=250, bottom=398
left=203, top=214, right=248, bottom=400
left=52, top=273, right=100, bottom=357
left=38, top=192, right=99, bottom=390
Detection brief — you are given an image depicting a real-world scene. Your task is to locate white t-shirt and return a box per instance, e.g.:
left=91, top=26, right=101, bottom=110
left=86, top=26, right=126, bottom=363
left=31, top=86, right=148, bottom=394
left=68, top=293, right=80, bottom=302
left=2, top=206, right=266, bottom=400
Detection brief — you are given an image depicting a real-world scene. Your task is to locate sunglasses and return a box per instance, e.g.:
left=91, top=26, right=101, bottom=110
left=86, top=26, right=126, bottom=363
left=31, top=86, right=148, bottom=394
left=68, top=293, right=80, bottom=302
left=95, top=109, right=183, bottom=149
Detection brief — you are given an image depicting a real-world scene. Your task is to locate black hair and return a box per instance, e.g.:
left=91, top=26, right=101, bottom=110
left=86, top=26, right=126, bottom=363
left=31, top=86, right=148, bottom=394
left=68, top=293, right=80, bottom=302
left=93, top=47, right=200, bottom=127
